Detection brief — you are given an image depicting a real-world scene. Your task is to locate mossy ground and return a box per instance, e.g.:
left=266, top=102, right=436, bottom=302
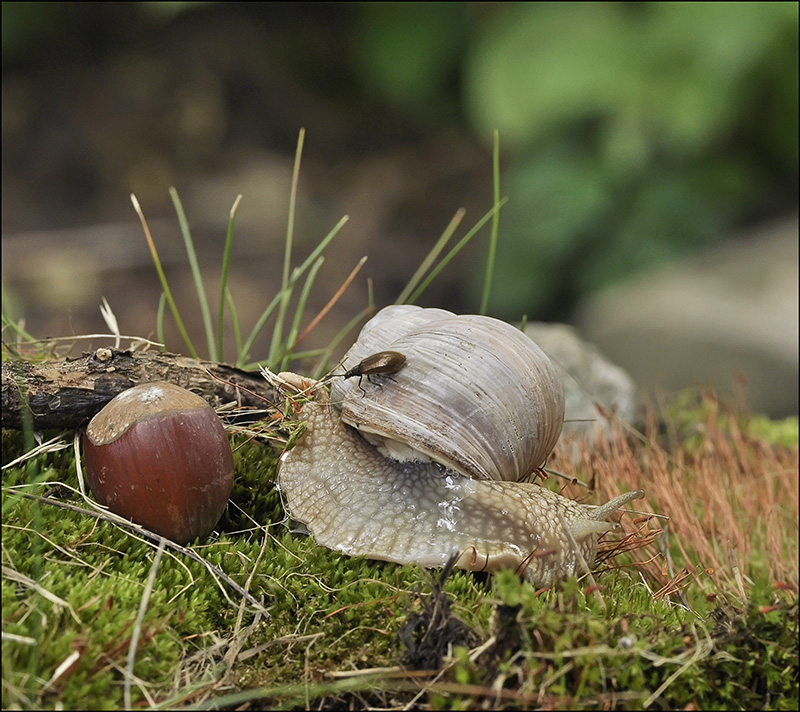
left=2, top=391, right=798, bottom=710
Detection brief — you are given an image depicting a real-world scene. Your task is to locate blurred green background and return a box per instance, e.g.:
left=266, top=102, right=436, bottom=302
left=2, top=2, right=797, bottom=359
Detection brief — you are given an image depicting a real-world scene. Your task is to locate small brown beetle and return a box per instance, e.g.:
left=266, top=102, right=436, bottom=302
left=343, top=350, right=407, bottom=392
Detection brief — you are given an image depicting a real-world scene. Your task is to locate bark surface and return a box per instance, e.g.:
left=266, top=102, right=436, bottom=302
left=2, top=348, right=279, bottom=430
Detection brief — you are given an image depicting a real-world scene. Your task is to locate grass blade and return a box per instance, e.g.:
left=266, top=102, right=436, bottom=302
left=395, top=209, right=465, bottom=305
left=406, top=198, right=508, bottom=305
left=239, top=291, right=283, bottom=368
left=479, top=130, right=501, bottom=315
left=280, top=256, right=325, bottom=371
left=225, top=288, right=243, bottom=360
left=217, top=194, right=243, bottom=362
left=292, top=255, right=368, bottom=350
left=238, top=214, right=349, bottom=367
left=98, top=297, right=121, bottom=349
left=156, top=293, right=167, bottom=349
left=132, top=194, right=198, bottom=358
left=169, top=187, right=217, bottom=361
left=285, top=347, right=328, bottom=362
left=1, top=314, right=36, bottom=345
left=289, top=214, right=349, bottom=283
left=270, top=128, right=305, bottom=365
left=1, top=284, right=37, bottom=345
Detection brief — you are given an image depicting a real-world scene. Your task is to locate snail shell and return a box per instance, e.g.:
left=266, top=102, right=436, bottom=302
left=277, top=306, right=644, bottom=587
left=329, top=305, right=565, bottom=482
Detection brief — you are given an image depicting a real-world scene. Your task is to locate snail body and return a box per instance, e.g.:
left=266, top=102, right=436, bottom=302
left=277, top=306, right=643, bottom=586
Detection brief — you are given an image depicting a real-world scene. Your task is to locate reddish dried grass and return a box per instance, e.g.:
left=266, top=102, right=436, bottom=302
left=550, top=391, right=799, bottom=600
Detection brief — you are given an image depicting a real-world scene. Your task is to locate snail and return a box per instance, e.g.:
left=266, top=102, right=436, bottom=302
left=277, top=305, right=644, bottom=587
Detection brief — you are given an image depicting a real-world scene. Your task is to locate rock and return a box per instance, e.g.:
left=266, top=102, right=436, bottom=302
left=575, top=216, right=798, bottom=417
left=525, top=322, right=639, bottom=461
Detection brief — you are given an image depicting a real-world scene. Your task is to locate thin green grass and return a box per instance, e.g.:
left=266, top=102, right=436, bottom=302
left=124, top=127, right=507, bottom=373
left=281, top=256, right=325, bottom=369
left=132, top=194, right=198, bottom=358
left=479, top=130, right=501, bottom=315
left=394, top=209, right=465, bottom=306
left=236, top=214, right=349, bottom=368
left=270, top=127, right=305, bottom=368
left=404, top=197, right=508, bottom=306
left=217, top=195, right=242, bottom=362
left=169, top=187, right=217, bottom=362
left=0, top=315, right=37, bottom=348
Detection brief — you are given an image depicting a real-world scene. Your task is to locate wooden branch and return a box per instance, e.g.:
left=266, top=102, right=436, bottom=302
left=2, top=348, right=282, bottom=431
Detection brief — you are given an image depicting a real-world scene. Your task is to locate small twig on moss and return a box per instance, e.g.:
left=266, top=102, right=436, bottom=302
left=1, top=432, right=71, bottom=470
left=125, top=537, right=165, bottom=709
left=223, top=530, right=270, bottom=676
left=1, top=348, right=281, bottom=430
left=642, top=624, right=715, bottom=709
left=9, top=491, right=270, bottom=616
left=2, top=564, right=83, bottom=625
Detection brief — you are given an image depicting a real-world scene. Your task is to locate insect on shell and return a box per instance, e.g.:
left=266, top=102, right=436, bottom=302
left=342, top=350, right=407, bottom=391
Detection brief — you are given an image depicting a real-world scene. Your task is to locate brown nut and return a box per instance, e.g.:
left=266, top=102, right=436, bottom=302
left=83, top=382, right=234, bottom=544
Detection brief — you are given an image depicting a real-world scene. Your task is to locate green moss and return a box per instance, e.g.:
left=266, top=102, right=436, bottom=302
left=664, top=389, right=799, bottom=451
left=746, top=414, right=799, bottom=449
left=459, top=570, right=798, bottom=710
left=3, top=396, right=798, bottom=710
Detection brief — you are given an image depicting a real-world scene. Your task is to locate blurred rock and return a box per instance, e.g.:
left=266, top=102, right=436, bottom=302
left=575, top=216, right=799, bottom=417
left=525, top=322, right=638, bottom=461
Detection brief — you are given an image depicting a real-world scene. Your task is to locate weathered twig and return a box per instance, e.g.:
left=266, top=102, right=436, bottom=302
left=1, top=348, right=280, bottom=430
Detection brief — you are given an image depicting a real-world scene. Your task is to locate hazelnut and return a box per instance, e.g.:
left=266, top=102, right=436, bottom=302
left=83, top=382, right=234, bottom=544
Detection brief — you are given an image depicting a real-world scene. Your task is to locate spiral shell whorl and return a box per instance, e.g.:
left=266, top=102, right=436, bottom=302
left=330, top=306, right=565, bottom=481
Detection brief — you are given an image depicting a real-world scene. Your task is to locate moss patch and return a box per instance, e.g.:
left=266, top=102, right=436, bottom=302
left=2, top=389, right=798, bottom=709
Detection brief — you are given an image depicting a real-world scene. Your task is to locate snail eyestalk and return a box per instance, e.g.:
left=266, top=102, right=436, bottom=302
left=567, top=490, right=645, bottom=541
left=587, top=489, right=645, bottom=521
